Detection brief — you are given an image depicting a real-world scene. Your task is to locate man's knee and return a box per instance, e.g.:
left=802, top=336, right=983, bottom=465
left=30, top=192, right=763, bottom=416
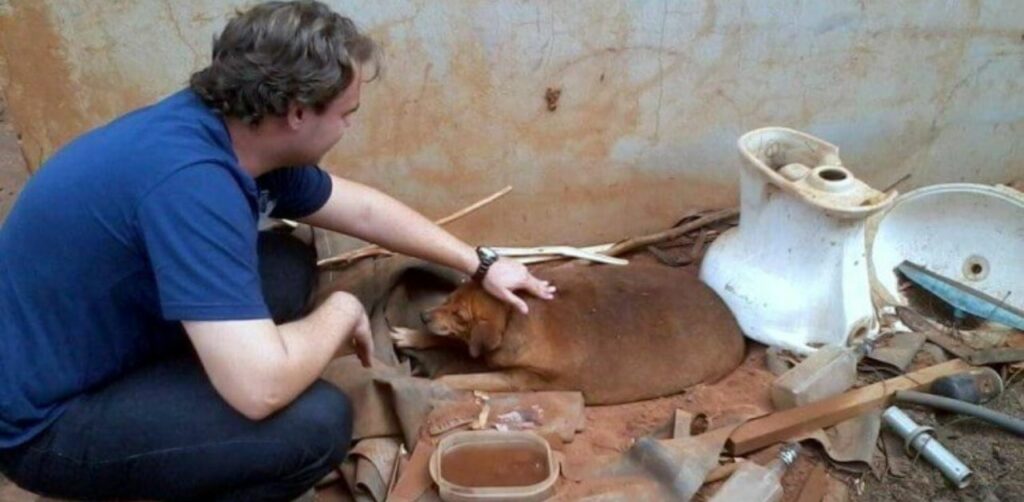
left=278, top=381, right=354, bottom=465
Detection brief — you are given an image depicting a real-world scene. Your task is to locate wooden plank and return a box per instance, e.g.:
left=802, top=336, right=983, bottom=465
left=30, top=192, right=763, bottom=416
left=922, top=330, right=975, bottom=361
left=896, top=306, right=1024, bottom=365
left=970, top=347, right=1024, bottom=365
left=897, top=306, right=974, bottom=360
left=727, top=359, right=971, bottom=455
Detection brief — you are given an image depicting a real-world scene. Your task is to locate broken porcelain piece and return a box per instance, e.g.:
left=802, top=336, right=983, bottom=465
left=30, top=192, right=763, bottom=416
left=868, top=183, right=1024, bottom=315
left=896, top=261, right=1024, bottom=331
left=701, top=127, right=896, bottom=353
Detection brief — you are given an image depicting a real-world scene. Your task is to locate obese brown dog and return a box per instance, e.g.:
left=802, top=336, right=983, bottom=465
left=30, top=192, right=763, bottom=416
left=407, top=262, right=745, bottom=405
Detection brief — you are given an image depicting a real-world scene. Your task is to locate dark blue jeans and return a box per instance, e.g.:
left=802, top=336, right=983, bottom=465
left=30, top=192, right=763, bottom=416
left=0, top=358, right=353, bottom=501
left=0, top=231, right=349, bottom=501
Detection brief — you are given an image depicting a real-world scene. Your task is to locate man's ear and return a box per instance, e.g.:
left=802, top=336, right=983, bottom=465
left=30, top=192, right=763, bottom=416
left=468, top=320, right=503, bottom=358
left=286, top=102, right=305, bottom=130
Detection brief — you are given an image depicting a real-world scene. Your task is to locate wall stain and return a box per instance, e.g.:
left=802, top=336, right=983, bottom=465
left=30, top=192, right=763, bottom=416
left=1, top=1, right=1021, bottom=245
left=0, top=0, right=90, bottom=169
left=544, top=87, right=561, bottom=111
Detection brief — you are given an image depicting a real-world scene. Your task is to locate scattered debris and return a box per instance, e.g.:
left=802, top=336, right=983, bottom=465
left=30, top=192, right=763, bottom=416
left=673, top=409, right=696, bottom=438
left=823, top=475, right=851, bottom=502
left=470, top=391, right=491, bottom=430
left=930, top=367, right=1004, bottom=404
left=389, top=439, right=436, bottom=502
left=919, top=341, right=951, bottom=364
left=957, top=328, right=1010, bottom=351
left=898, top=306, right=1024, bottom=365
left=709, top=443, right=800, bottom=501
left=704, top=459, right=745, bottom=484
left=567, top=424, right=741, bottom=501
left=795, top=463, right=829, bottom=502
left=341, top=437, right=404, bottom=501
left=728, top=359, right=971, bottom=455
left=882, top=406, right=973, bottom=488
left=765, top=346, right=801, bottom=376
left=425, top=391, right=585, bottom=442
left=897, top=261, right=1024, bottom=331
left=799, top=410, right=882, bottom=467
left=772, top=341, right=872, bottom=410
left=862, top=331, right=926, bottom=374
left=968, top=346, right=1024, bottom=366
left=894, top=390, right=1024, bottom=437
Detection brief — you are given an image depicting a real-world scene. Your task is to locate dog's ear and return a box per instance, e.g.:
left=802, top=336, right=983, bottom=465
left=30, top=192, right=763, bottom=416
left=468, top=320, right=503, bottom=358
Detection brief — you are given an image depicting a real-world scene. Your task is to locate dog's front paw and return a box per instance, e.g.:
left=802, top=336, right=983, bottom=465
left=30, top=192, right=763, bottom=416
left=388, top=326, right=417, bottom=348
left=389, top=326, right=437, bottom=349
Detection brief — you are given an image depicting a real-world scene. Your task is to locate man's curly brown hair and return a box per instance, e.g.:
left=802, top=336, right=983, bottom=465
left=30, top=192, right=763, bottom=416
left=190, top=1, right=379, bottom=125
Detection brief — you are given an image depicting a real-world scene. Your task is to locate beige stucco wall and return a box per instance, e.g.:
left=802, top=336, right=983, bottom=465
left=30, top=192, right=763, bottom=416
left=1, top=0, right=1022, bottom=247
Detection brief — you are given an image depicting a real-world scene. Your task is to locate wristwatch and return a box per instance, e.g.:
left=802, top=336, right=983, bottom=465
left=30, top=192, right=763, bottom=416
left=472, top=246, right=499, bottom=282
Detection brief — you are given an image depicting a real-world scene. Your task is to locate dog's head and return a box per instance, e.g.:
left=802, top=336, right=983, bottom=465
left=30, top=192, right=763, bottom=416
left=421, top=282, right=509, bottom=358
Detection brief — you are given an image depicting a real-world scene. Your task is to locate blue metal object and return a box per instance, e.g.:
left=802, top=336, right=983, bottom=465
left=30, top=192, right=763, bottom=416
left=897, top=261, right=1024, bottom=331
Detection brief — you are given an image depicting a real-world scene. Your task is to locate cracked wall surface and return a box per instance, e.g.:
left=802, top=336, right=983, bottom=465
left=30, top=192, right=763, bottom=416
left=0, top=0, right=1022, bottom=245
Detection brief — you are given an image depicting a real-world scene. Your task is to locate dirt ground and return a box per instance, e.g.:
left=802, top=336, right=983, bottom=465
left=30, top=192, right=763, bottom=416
left=855, top=367, right=1024, bottom=502
left=545, top=345, right=1024, bottom=502
left=314, top=342, right=1024, bottom=502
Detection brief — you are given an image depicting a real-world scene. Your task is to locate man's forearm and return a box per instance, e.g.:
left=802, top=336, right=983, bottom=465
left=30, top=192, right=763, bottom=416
left=184, top=292, right=363, bottom=420
left=299, top=174, right=555, bottom=315
left=302, top=175, right=479, bottom=274
left=271, top=293, right=363, bottom=404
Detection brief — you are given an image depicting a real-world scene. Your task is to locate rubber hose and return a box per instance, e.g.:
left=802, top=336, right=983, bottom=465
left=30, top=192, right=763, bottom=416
left=895, top=390, right=1024, bottom=437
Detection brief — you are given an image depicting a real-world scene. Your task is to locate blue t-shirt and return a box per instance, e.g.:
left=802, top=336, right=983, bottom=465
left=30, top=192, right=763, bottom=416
left=0, top=90, right=333, bottom=448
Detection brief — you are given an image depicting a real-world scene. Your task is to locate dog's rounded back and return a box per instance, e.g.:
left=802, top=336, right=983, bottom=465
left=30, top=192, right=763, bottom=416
left=493, top=262, right=746, bottom=404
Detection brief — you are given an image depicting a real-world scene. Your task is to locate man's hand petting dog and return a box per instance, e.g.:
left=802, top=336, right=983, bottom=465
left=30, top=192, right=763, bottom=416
left=481, top=258, right=556, bottom=314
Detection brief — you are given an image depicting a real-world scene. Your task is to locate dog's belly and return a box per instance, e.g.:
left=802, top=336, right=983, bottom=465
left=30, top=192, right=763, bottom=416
left=488, top=264, right=745, bottom=404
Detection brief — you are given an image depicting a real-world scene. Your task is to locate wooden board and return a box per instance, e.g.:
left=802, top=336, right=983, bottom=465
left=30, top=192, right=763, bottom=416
left=727, top=359, right=971, bottom=455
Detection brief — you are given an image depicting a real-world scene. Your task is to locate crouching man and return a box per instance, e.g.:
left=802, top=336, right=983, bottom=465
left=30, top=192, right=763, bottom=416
left=0, top=1, right=553, bottom=500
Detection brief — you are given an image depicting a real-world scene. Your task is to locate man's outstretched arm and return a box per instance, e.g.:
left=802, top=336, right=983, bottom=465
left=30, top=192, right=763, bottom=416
left=300, top=175, right=555, bottom=313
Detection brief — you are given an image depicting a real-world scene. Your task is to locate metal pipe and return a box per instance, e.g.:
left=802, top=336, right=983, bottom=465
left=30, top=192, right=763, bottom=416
left=895, top=390, right=1024, bottom=437
left=882, top=406, right=972, bottom=488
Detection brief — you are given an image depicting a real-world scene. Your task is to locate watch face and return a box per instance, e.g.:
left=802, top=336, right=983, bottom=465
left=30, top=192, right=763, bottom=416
left=479, top=246, right=498, bottom=262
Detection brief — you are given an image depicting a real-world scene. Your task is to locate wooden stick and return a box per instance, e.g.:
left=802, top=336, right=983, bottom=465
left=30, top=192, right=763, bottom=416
left=437, top=185, right=513, bottom=226
left=603, top=208, right=739, bottom=258
left=492, top=245, right=628, bottom=265
left=512, top=244, right=615, bottom=265
left=317, top=186, right=513, bottom=268
left=727, top=359, right=971, bottom=455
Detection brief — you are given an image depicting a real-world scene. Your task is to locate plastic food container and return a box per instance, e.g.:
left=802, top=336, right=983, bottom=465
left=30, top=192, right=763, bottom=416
left=429, top=430, right=559, bottom=502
